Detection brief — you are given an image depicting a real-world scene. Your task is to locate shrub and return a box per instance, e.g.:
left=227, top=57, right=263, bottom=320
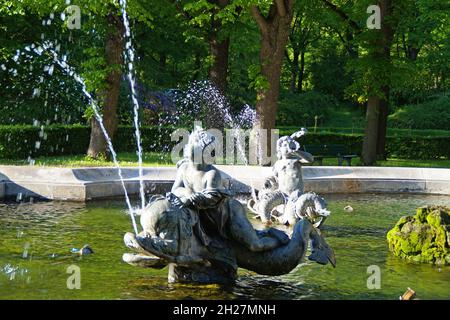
left=389, top=95, right=450, bottom=130
left=276, top=91, right=339, bottom=127
left=0, top=125, right=90, bottom=159
left=0, top=125, right=178, bottom=160
left=385, top=136, right=450, bottom=160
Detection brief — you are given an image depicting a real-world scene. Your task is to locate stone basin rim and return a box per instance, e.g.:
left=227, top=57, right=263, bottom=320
left=0, top=165, right=449, bottom=201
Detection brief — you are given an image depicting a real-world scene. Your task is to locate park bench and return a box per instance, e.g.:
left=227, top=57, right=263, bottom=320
left=302, top=144, right=358, bottom=166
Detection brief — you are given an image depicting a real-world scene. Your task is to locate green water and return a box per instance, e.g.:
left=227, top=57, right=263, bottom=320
left=0, top=194, right=449, bottom=300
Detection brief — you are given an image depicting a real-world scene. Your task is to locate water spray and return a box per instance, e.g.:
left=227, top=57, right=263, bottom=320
left=119, top=0, right=146, bottom=210
left=29, top=42, right=139, bottom=235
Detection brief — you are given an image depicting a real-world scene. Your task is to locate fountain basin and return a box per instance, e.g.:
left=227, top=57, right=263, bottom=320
left=0, top=165, right=449, bottom=201
left=1, top=193, right=449, bottom=299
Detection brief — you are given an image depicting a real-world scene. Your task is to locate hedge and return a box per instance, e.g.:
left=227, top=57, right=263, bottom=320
left=0, top=125, right=176, bottom=160
left=0, top=125, right=449, bottom=160
left=279, top=129, right=450, bottom=160
left=279, top=126, right=450, bottom=137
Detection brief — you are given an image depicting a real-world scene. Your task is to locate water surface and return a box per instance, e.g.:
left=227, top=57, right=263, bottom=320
left=0, top=194, right=449, bottom=300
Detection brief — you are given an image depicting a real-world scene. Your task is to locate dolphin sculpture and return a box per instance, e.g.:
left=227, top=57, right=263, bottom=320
left=123, top=197, right=335, bottom=283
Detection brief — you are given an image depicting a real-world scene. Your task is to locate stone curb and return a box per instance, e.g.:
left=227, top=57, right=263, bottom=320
left=0, top=165, right=449, bottom=201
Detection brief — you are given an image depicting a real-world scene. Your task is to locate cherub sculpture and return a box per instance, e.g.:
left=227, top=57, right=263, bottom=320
left=248, top=129, right=330, bottom=228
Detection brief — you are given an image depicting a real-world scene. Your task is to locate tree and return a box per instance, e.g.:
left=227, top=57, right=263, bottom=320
left=171, top=0, right=244, bottom=130
left=0, top=0, right=138, bottom=158
left=208, top=0, right=232, bottom=93
left=322, top=0, right=396, bottom=165
left=87, top=10, right=124, bottom=158
left=250, top=0, right=295, bottom=164
left=361, top=1, right=395, bottom=164
left=173, top=0, right=244, bottom=94
left=284, top=1, right=323, bottom=93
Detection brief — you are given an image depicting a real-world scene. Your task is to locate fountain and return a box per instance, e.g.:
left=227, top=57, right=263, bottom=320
left=122, top=127, right=336, bottom=283
left=1, top=0, right=450, bottom=300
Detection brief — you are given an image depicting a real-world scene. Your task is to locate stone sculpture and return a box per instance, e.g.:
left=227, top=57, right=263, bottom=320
left=247, top=129, right=329, bottom=228
left=123, top=126, right=335, bottom=283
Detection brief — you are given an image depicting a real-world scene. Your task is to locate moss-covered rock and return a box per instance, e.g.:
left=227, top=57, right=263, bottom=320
left=387, top=206, right=450, bottom=265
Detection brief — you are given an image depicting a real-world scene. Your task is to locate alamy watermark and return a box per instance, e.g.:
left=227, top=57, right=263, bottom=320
left=367, top=5, right=381, bottom=29
left=170, top=122, right=279, bottom=166
left=367, top=265, right=381, bottom=289
left=65, top=5, right=81, bottom=30
left=66, top=265, right=81, bottom=289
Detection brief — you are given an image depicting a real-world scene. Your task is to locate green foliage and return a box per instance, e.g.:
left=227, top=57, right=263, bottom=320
left=0, top=0, right=449, bottom=159
left=389, top=94, right=450, bottom=130
left=309, top=46, right=352, bottom=100
left=276, top=91, right=339, bottom=127
left=0, top=6, right=89, bottom=125
left=247, top=64, right=269, bottom=94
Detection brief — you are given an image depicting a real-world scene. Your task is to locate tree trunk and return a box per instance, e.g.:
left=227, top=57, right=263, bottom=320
left=251, top=2, right=294, bottom=165
left=204, top=0, right=230, bottom=130
left=157, top=53, right=167, bottom=86
left=206, top=32, right=229, bottom=131
left=298, top=49, right=305, bottom=92
left=208, top=0, right=230, bottom=92
left=362, top=96, right=380, bottom=166
left=209, top=32, right=229, bottom=93
left=361, top=0, right=395, bottom=165
left=375, top=0, right=395, bottom=160
left=87, top=12, right=124, bottom=158
left=192, top=54, right=202, bottom=81
left=290, top=49, right=299, bottom=92
left=376, top=85, right=389, bottom=159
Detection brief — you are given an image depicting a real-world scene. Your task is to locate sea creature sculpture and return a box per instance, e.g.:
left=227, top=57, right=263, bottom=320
left=123, top=196, right=335, bottom=283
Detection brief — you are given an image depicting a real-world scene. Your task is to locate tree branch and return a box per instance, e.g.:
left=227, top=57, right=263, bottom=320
left=321, top=0, right=360, bottom=31
left=250, top=5, right=268, bottom=34
left=275, top=0, right=287, bottom=17
left=285, top=49, right=293, bottom=65
left=170, top=0, right=193, bottom=21
left=290, top=14, right=300, bottom=37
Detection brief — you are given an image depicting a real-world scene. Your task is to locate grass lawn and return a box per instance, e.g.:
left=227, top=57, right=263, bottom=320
left=0, top=152, right=174, bottom=167
left=0, top=152, right=449, bottom=168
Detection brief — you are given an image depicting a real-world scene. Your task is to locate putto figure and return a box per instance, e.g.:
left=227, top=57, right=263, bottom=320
left=248, top=129, right=330, bottom=228
left=123, top=126, right=335, bottom=284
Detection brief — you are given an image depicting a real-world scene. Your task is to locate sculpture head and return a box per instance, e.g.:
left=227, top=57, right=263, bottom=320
left=277, top=136, right=301, bottom=160
left=294, top=192, right=330, bottom=228
left=184, top=126, right=217, bottom=164
left=277, top=128, right=308, bottom=160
